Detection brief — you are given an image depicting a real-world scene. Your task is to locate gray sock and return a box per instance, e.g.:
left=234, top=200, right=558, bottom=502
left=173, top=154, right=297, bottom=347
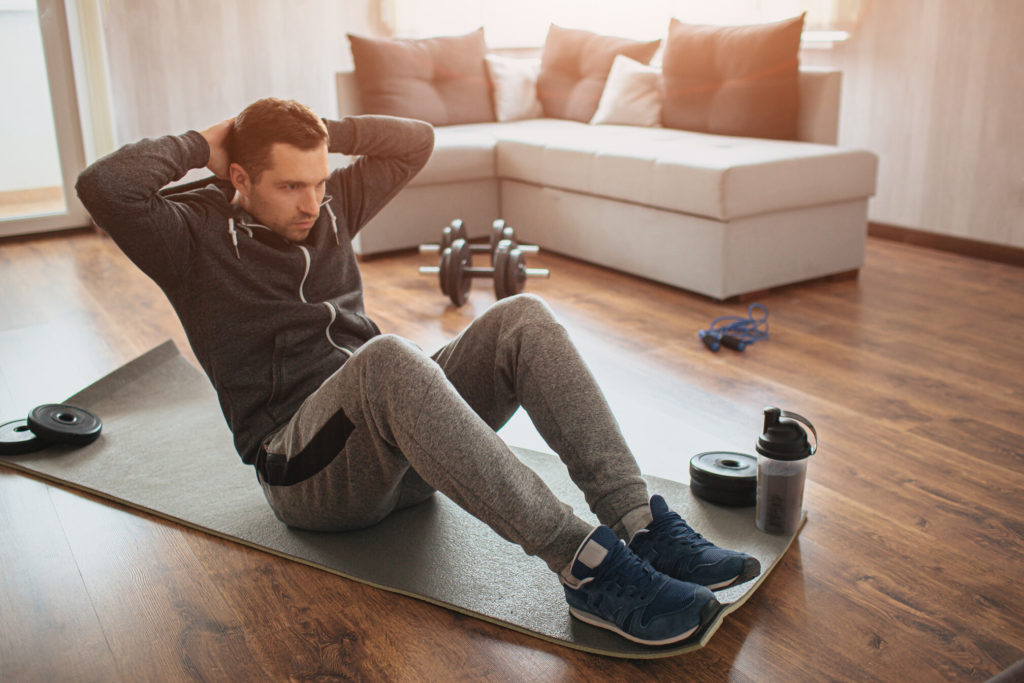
left=614, top=503, right=653, bottom=543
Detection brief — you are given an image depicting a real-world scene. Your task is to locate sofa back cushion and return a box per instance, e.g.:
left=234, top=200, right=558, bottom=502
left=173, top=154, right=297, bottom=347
left=661, top=14, right=804, bottom=140
left=485, top=54, right=544, bottom=122
left=537, top=25, right=660, bottom=122
left=589, top=55, right=662, bottom=127
left=347, top=28, right=495, bottom=126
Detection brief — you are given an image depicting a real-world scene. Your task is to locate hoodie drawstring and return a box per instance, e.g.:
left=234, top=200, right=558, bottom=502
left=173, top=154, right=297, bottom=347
left=227, top=217, right=254, bottom=259
left=323, top=196, right=340, bottom=245
left=228, top=217, right=239, bottom=258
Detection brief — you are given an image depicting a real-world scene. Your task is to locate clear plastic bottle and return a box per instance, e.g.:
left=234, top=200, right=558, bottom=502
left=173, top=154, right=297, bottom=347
left=755, top=407, right=817, bottom=535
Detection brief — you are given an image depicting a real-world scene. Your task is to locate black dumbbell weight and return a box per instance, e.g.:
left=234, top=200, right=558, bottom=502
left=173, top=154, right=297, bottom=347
left=419, top=219, right=466, bottom=256
left=421, top=219, right=539, bottom=261
left=488, top=220, right=540, bottom=265
left=419, top=239, right=550, bottom=307
left=493, top=240, right=544, bottom=300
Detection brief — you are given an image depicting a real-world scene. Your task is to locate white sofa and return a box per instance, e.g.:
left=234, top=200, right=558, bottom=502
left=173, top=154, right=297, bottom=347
left=335, top=67, right=878, bottom=300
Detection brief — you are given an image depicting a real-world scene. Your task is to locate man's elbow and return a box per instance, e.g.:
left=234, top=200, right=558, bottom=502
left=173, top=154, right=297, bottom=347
left=74, top=164, right=102, bottom=213
left=413, top=121, right=435, bottom=168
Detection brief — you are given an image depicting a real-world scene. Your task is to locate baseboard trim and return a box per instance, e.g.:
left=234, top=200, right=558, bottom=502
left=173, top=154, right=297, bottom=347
left=868, top=222, right=1024, bottom=268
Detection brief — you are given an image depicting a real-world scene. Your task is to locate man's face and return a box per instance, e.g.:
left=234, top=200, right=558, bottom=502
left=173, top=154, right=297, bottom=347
left=232, top=142, right=330, bottom=242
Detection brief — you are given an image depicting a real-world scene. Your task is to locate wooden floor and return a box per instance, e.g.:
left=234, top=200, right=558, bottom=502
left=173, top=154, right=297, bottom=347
left=1, top=229, right=1021, bottom=681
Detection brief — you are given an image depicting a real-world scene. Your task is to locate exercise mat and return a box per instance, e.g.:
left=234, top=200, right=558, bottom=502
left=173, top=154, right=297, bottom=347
left=0, top=342, right=803, bottom=659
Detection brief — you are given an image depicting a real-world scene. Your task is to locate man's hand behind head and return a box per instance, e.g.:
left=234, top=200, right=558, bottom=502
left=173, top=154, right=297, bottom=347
left=200, top=118, right=235, bottom=179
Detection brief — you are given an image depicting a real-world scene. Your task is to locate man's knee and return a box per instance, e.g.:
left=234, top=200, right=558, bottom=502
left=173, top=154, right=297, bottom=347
left=352, top=334, right=436, bottom=380
left=494, top=293, right=556, bottom=326
left=361, top=333, right=421, bottom=357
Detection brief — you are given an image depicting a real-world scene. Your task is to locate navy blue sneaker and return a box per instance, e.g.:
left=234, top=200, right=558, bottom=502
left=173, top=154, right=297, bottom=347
left=629, top=495, right=761, bottom=590
left=561, top=525, right=720, bottom=646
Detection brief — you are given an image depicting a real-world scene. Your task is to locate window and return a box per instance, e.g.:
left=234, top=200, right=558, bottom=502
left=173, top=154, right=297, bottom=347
left=379, top=0, right=865, bottom=47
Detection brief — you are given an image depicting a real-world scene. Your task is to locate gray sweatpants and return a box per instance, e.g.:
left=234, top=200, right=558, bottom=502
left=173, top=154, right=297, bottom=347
left=258, top=294, right=650, bottom=573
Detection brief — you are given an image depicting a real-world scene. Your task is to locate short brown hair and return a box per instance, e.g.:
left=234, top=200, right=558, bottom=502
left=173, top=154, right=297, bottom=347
left=228, top=98, right=328, bottom=181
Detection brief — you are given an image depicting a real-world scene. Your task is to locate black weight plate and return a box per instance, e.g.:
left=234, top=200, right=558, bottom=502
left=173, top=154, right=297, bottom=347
left=493, top=241, right=511, bottom=300
left=0, top=418, right=48, bottom=455
left=449, top=239, right=473, bottom=307
left=439, top=247, right=452, bottom=296
left=27, top=403, right=102, bottom=447
left=439, top=225, right=455, bottom=253
left=690, top=480, right=755, bottom=507
left=689, top=451, right=756, bottom=507
left=450, top=219, right=467, bottom=243
left=489, top=220, right=506, bottom=254
left=508, top=248, right=526, bottom=295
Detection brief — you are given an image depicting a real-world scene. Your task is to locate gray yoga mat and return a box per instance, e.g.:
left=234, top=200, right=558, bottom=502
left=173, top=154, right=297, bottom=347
left=0, top=341, right=802, bottom=659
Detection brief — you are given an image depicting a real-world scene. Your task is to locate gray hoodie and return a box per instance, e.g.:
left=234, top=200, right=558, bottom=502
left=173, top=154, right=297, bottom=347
left=76, top=115, right=435, bottom=470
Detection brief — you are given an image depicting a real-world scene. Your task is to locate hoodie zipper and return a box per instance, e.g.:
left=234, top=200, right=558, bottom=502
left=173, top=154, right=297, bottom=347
left=230, top=210, right=353, bottom=358
left=295, top=244, right=353, bottom=358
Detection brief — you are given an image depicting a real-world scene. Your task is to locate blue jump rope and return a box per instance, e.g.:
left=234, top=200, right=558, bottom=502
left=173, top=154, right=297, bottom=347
left=698, top=303, right=770, bottom=352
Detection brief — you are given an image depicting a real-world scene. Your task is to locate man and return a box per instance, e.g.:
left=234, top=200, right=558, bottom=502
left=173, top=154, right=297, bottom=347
left=76, top=98, right=760, bottom=647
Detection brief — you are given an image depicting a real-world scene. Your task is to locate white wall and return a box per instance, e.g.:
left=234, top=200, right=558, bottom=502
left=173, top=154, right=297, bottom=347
left=0, top=8, right=63, bottom=191
left=802, top=0, right=1024, bottom=249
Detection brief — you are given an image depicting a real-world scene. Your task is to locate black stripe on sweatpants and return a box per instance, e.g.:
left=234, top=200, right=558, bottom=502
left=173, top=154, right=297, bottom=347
left=257, top=407, right=355, bottom=487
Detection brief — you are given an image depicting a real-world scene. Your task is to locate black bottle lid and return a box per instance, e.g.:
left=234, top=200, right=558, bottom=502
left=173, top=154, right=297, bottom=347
left=755, top=407, right=817, bottom=461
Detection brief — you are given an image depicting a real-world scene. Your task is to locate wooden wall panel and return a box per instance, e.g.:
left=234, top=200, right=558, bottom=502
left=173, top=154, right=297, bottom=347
left=100, top=0, right=382, bottom=144
left=802, top=0, right=1024, bottom=249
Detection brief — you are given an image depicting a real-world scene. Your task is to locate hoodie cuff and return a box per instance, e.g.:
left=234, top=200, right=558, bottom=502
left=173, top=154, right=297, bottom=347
left=324, top=118, right=357, bottom=156
left=182, top=129, right=212, bottom=170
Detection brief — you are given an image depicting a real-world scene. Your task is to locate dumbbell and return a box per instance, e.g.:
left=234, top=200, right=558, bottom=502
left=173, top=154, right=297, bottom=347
left=418, top=238, right=550, bottom=307
left=420, top=219, right=538, bottom=263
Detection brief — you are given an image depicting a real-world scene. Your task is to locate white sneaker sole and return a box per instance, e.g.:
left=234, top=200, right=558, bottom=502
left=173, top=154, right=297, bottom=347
left=568, top=606, right=700, bottom=646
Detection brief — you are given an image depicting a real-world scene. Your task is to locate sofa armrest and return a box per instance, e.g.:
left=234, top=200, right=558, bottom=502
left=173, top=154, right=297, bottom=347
left=336, top=70, right=363, bottom=117
left=797, top=67, right=841, bottom=145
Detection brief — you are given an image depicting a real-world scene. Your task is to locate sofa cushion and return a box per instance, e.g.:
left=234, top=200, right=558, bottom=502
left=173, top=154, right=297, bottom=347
left=590, top=55, right=661, bottom=127
left=405, top=123, right=506, bottom=187
left=347, top=29, right=494, bottom=126
left=485, top=55, right=544, bottom=122
left=491, top=120, right=877, bottom=220
left=661, top=15, right=804, bottom=140
left=537, top=25, right=660, bottom=122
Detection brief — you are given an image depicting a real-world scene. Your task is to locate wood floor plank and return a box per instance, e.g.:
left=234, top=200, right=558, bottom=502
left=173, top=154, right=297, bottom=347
left=45, top=484, right=272, bottom=682
left=0, top=471, right=121, bottom=682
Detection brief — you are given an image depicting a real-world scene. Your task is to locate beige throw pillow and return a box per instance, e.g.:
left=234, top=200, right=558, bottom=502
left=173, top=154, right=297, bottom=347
left=660, top=15, right=804, bottom=139
left=347, top=28, right=494, bottom=126
left=590, top=55, right=662, bottom=127
left=484, top=55, right=543, bottom=122
left=537, top=25, right=661, bottom=122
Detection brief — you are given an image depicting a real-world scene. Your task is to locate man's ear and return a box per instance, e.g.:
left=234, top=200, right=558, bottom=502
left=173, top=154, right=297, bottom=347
left=229, top=162, right=251, bottom=197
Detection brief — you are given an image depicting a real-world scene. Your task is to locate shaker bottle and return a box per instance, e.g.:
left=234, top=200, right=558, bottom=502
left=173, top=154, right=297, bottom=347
left=755, top=407, right=817, bottom=535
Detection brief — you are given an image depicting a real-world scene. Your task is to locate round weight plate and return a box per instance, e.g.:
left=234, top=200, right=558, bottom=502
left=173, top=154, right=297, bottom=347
left=689, top=451, right=757, bottom=507
left=494, top=241, right=526, bottom=299
left=507, top=249, right=526, bottom=296
left=27, top=404, right=102, bottom=447
left=0, top=418, right=48, bottom=455
left=493, top=241, right=511, bottom=300
left=450, top=219, right=468, bottom=244
left=439, top=225, right=455, bottom=253
left=449, top=239, right=473, bottom=307
left=489, top=221, right=506, bottom=254
left=690, top=480, right=755, bottom=507
left=439, top=247, right=452, bottom=296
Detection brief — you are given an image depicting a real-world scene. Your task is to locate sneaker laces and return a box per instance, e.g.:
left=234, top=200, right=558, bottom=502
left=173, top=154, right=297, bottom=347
left=592, top=543, right=659, bottom=603
left=647, top=510, right=715, bottom=552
